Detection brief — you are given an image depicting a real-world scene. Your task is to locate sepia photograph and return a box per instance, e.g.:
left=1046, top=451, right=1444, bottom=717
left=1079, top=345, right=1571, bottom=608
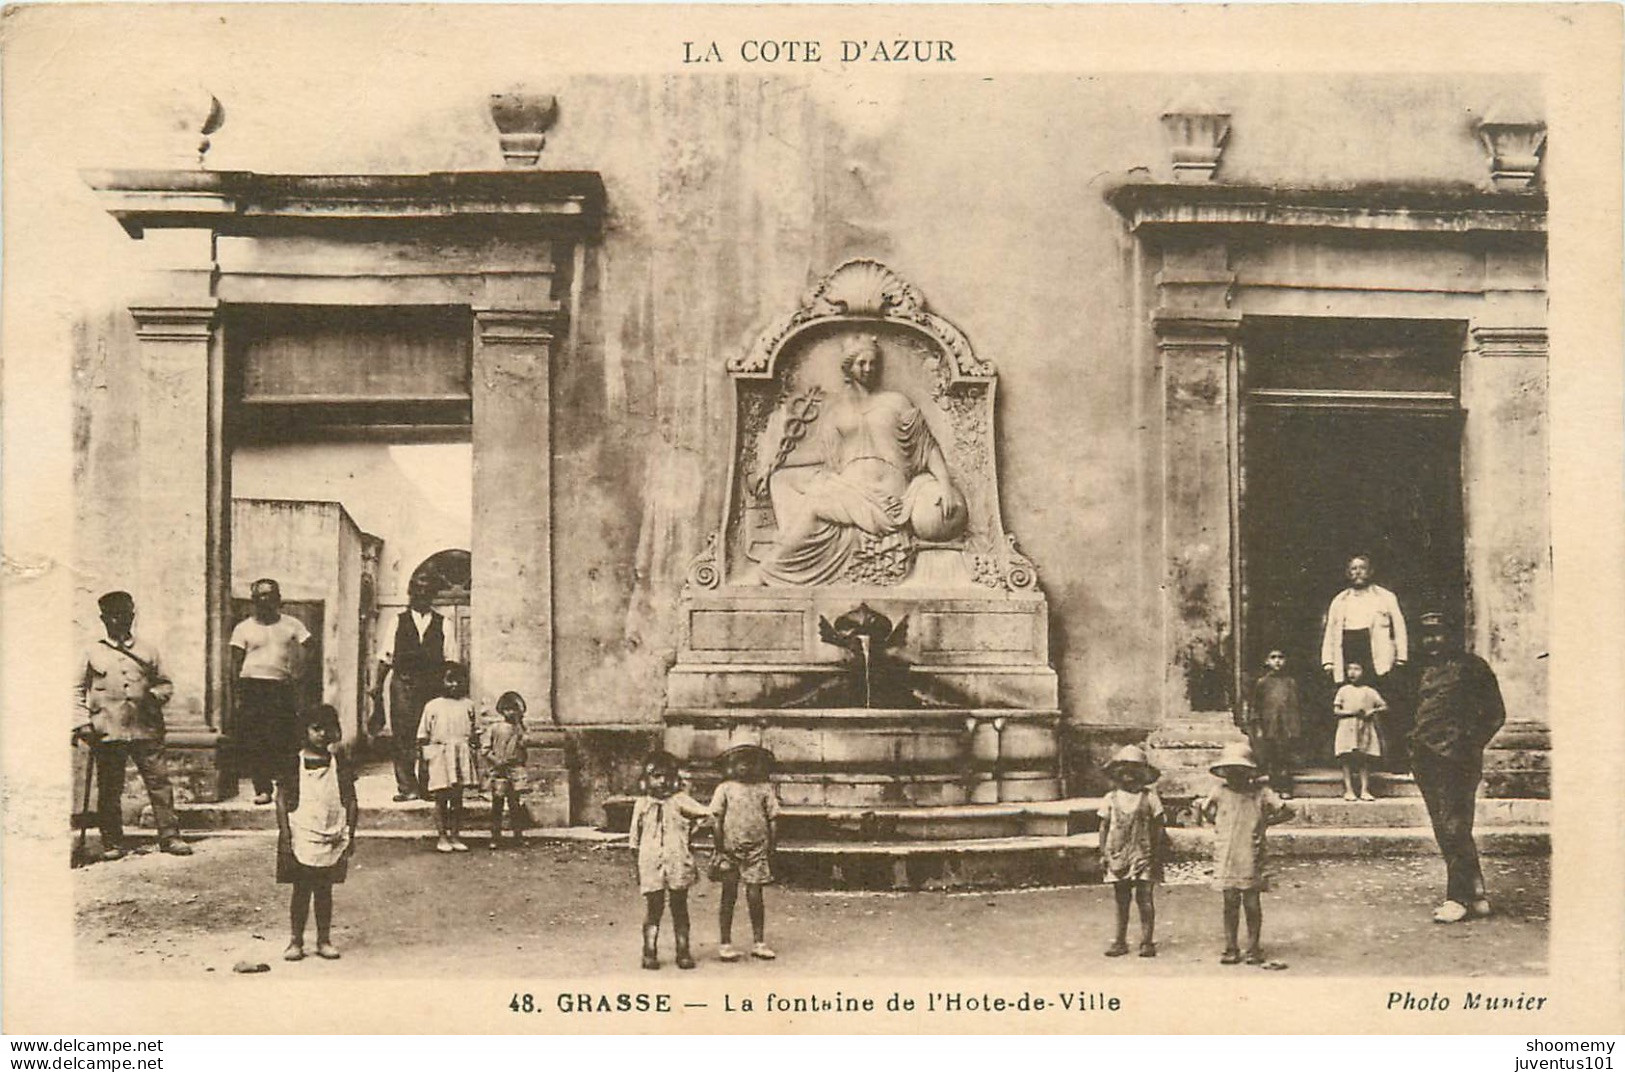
left=1, top=2, right=1620, bottom=1037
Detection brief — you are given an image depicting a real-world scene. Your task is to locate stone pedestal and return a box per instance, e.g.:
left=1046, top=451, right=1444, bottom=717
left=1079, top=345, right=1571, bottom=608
left=518, top=729, right=571, bottom=828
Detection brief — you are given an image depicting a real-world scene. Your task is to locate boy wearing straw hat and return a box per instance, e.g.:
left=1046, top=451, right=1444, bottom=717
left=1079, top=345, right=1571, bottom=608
left=1201, top=742, right=1294, bottom=965
left=1097, top=745, right=1165, bottom=958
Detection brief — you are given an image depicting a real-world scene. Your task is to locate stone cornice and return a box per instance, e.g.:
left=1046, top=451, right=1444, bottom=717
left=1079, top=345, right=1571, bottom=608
left=84, top=169, right=605, bottom=239
left=474, top=308, right=560, bottom=346
left=129, top=303, right=218, bottom=342
left=1471, top=325, right=1549, bottom=358
left=1107, top=181, right=1546, bottom=239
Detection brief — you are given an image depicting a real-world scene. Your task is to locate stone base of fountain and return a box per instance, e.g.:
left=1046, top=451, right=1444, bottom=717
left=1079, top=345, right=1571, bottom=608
left=663, top=707, right=1062, bottom=807
left=663, top=588, right=1067, bottom=871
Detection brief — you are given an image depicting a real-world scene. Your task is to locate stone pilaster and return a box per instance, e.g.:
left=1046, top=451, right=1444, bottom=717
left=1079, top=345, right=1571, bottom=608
left=128, top=228, right=222, bottom=740
left=129, top=284, right=231, bottom=799
left=471, top=308, right=557, bottom=725
left=1153, top=244, right=1242, bottom=721
left=1463, top=324, right=1550, bottom=725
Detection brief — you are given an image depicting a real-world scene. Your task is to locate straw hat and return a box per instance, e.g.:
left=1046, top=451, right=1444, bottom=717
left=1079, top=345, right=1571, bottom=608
left=717, top=743, right=776, bottom=773
left=1104, top=744, right=1160, bottom=782
left=1210, top=741, right=1260, bottom=777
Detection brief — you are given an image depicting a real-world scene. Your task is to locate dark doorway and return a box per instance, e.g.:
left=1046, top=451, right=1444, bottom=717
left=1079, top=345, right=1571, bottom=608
left=1242, top=407, right=1464, bottom=765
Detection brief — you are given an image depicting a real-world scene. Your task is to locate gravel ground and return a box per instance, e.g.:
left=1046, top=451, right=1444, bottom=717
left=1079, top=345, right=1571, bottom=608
left=74, top=837, right=1547, bottom=979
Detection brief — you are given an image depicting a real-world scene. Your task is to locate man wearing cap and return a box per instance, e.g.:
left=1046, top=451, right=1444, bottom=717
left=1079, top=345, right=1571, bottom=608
left=74, top=591, right=191, bottom=859
left=1410, top=610, right=1506, bottom=923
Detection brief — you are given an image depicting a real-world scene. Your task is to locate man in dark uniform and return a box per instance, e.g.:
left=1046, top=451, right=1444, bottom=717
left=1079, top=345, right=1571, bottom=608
left=1410, top=609, right=1506, bottom=924
left=369, top=572, right=454, bottom=802
left=73, top=591, right=192, bottom=859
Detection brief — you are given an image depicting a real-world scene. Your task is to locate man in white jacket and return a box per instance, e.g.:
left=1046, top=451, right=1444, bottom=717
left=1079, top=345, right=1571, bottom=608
left=1320, top=554, right=1409, bottom=688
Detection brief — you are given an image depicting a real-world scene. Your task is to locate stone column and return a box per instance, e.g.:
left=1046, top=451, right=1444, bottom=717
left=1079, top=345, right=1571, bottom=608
left=128, top=229, right=229, bottom=800
left=1463, top=320, right=1550, bottom=795
left=470, top=307, right=558, bottom=722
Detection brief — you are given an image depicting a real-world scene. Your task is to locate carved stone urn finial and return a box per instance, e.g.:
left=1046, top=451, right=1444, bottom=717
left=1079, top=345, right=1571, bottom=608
left=1475, top=115, right=1546, bottom=191
left=489, top=89, right=559, bottom=167
left=1160, top=106, right=1231, bottom=183
left=156, top=87, right=225, bottom=168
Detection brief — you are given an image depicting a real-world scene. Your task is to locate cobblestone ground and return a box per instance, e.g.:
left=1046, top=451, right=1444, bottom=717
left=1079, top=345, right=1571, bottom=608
left=74, top=837, right=1547, bottom=979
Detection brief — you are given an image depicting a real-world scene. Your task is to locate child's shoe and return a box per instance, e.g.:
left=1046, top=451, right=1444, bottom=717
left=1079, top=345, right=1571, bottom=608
left=1139, top=941, right=1157, bottom=958
left=641, top=924, right=661, bottom=970
left=675, top=937, right=696, bottom=971
left=1245, top=947, right=1266, bottom=965
left=1432, top=900, right=1469, bottom=923
left=435, top=837, right=454, bottom=853
left=1103, top=941, right=1129, bottom=958
left=1220, top=948, right=1242, bottom=965
left=283, top=942, right=305, bottom=962
left=750, top=942, right=777, bottom=960
left=315, top=942, right=341, bottom=960
left=488, top=835, right=502, bottom=850
left=1342, top=791, right=1357, bottom=801
left=450, top=838, right=470, bottom=852
left=718, top=944, right=742, bottom=962
left=1358, top=791, right=1375, bottom=802
left=1470, top=898, right=1493, bottom=919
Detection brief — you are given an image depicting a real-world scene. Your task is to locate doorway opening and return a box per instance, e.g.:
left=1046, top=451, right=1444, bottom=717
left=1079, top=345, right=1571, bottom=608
left=223, top=305, right=474, bottom=757
left=1239, top=318, right=1465, bottom=770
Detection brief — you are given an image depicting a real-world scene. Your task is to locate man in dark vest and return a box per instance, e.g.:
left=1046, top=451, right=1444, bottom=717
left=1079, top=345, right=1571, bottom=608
left=369, top=572, right=455, bottom=801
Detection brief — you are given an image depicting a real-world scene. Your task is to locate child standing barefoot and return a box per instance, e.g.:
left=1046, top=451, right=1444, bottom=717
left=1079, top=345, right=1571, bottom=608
left=630, top=751, right=710, bottom=970
left=418, top=663, right=478, bottom=853
left=276, top=705, right=357, bottom=962
left=1333, top=661, right=1386, bottom=801
left=710, top=744, right=780, bottom=962
left=484, top=691, right=529, bottom=848
left=1202, top=742, right=1293, bottom=966
left=1097, top=745, right=1165, bottom=958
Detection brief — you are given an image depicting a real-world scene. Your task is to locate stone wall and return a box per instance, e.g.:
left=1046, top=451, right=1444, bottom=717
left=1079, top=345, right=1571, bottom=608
left=28, top=13, right=1543, bottom=752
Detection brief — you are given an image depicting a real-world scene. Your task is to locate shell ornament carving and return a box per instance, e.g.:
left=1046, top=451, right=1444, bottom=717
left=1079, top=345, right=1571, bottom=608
left=727, top=259, right=994, bottom=380
left=808, top=258, right=924, bottom=317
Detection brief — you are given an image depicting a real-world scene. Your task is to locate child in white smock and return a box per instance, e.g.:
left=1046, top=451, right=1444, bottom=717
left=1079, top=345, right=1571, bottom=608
left=276, top=705, right=357, bottom=962
left=630, top=751, right=710, bottom=970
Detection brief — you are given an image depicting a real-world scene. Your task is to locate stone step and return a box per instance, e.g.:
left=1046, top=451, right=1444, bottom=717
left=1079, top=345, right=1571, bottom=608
left=1283, top=797, right=1548, bottom=827
left=1168, top=825, right=1549, bottom=858
left=1288, top=769, right=1422, bottom=797
left=777, top=798, right=1103, bottom=840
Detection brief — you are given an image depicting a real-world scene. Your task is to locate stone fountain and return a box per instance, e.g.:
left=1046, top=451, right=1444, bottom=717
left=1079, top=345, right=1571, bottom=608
left=664, top=260, right=1063, bottom=827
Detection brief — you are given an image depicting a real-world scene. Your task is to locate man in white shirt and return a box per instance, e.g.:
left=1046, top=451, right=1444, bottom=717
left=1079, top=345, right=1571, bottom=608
left=230, top=578, right=314, bottom=805
left=370, top=572, right=456, bottom=801
left=1320, top=554, right=1409, bottom=685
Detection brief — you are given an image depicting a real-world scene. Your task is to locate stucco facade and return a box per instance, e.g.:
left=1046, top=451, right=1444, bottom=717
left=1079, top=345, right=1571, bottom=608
left=38, top=21, right=1547, bottom=818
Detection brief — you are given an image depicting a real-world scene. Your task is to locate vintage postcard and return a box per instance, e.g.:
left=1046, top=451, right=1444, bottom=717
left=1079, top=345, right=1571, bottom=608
left=2, top=2, right=1621, bottom=1036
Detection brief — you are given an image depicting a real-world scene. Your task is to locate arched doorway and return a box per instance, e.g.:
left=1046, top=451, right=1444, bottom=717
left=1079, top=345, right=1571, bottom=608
left=410, top=549, right=472, bottom=667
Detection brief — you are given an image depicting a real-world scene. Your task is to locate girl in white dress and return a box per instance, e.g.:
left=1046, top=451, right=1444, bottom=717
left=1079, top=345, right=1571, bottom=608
left=275, top=705, right=357, bottom=962
left=418, top=663, right=479, bottom=853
